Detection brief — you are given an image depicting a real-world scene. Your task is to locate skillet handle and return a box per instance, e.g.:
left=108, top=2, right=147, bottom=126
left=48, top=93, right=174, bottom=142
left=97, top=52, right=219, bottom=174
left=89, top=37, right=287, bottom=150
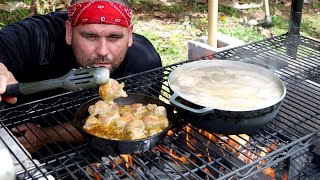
left=169, top=93, right=213, bottom=114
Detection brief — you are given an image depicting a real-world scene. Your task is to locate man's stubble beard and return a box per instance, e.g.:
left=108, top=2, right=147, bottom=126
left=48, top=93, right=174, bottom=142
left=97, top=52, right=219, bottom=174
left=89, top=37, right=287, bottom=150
left=71, top=42, right=128, bottom=74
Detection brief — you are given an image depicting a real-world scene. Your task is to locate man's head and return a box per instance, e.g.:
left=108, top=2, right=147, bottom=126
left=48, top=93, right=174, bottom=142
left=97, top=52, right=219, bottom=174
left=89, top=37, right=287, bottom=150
left=65, top=0, right=133, bottom=73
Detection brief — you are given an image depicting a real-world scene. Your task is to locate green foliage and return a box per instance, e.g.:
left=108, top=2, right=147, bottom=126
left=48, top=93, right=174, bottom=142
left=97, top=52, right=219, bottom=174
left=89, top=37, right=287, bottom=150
left=300, top=16, right=320, bottom=38
left=191, top=2, right=207, bottom=13
left=134, top=28, right=189, bottom=66
left=0, top=9, right=28, bottom=27
left=219, top=24, right=265, bottom=42
left=218, top=5, right=239, bottom=17
left=159, top=2, right=183, bottom=14
left=272, top=15, right=288, bottom=29
left=312, top=0, right=320, bottom=9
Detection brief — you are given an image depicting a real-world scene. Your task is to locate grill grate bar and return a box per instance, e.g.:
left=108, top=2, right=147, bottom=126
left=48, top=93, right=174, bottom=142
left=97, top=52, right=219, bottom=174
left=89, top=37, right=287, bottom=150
left=221, top=130, right=320, bottom=180
left=0, top=134, right=50, bottom=179
left=26, top=105, right=92, bottom=179
left=7, top=106, right=80, bottom=179
left=163, top=132, right=226, bottom=178
left=85, top=150, right=124, bottom=180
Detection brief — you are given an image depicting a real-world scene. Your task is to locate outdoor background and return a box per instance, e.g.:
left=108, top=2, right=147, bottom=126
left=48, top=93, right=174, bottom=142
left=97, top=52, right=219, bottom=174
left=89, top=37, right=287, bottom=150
left=0, top=0, right=319, bottom=66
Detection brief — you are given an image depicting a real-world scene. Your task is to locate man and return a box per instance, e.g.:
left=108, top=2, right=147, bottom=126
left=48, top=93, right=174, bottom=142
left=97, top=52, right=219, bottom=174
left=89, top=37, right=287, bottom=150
left=0, top=0, right=162, bottom=153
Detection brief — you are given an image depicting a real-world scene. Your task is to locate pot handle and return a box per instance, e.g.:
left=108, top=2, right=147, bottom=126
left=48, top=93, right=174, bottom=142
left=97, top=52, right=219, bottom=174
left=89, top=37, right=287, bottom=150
left=170, top=93, right=213, bottom=114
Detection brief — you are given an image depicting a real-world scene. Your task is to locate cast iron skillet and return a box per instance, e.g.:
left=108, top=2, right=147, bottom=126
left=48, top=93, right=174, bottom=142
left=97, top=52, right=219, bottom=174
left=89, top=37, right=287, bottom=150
left=74, top=93, right=174, bottom=154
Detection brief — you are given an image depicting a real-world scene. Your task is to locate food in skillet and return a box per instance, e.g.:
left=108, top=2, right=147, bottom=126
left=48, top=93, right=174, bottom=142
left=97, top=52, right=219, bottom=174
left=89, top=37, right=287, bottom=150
left=83, top=79, right=169, bottom=140
left=171, top=67, right=283, bottom=110
left=98, top=78, right=128, bottom=101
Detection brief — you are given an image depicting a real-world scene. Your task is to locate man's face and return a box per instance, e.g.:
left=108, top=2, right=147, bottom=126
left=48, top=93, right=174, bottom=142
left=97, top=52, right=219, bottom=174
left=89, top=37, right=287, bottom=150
left=65, top=22, right=133, bottom=73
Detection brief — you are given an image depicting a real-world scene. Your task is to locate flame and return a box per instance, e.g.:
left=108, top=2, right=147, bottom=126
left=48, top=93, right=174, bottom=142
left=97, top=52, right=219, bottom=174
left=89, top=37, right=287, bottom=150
left=200, top=129, right=221, bottom=144
left=263, top=167, right=275, bottom=179
left=184, top=124, right=285, bottom=180
left=161, top=147, right=190, bottom=164
left=167, top=130, right=175, bottom=136
left=283, top=171, right=289, bottom=180
left=112, top=154, right=134, bottom=176
left=203, top=167, right=214, bottom=177
left=186, top=125, right=197, bottom=151
left=121, top=154, right=134, bottom=169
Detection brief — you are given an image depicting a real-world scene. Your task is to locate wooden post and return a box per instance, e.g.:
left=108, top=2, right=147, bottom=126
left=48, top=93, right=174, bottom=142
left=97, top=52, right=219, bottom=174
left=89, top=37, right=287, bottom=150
left=208, top=0, right=218, bottom=48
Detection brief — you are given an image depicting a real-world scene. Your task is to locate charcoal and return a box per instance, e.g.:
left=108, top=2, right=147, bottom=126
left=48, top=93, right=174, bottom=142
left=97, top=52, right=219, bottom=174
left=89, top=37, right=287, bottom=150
left=288, top=146, right=310, bottom=179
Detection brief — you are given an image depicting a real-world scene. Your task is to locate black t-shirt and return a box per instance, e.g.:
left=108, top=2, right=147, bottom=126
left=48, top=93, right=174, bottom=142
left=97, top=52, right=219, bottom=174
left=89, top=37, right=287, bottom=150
left=0, top=11, right=162, bottom=105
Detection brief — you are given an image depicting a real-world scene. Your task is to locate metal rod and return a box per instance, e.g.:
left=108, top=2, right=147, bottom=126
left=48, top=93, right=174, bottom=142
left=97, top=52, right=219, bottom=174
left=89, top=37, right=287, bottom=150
left=286, top=0, right=304, bottom=58
left=288, top=0, right=304, bottom=36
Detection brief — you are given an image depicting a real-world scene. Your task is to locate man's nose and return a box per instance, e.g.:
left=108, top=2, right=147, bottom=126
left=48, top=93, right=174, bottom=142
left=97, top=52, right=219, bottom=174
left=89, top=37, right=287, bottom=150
left=96, top=39, right=110, bottom=56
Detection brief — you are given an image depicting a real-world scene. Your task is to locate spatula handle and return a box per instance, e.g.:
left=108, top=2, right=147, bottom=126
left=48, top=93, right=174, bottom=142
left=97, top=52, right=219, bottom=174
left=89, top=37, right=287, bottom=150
left=3, top=79, right=63, bottom=97
left=3, top=83, right=21, bottom=97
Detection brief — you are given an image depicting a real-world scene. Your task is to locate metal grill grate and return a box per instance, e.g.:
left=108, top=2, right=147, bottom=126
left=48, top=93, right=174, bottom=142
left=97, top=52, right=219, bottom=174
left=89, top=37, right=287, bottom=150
left=1, top=34, right=320, bottom=179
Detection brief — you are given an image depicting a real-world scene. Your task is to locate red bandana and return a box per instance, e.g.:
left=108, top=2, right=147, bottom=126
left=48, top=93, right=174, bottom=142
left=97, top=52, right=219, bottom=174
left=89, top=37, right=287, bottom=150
left=67, top=1, right=133, bottom=27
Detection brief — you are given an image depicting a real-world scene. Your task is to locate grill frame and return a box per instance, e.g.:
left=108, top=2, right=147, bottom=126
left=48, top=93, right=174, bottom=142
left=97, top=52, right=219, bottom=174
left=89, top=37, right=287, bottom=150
left=0, top=34, right=320, bottom=179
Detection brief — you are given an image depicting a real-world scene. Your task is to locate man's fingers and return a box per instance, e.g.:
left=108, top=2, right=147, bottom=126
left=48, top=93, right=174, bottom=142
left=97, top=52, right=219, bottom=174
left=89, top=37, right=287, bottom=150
left=11, top=124, right=29, bottom=132
left=16, top=136, right=36, bottom=153
left=0, top=76, right=6, bottom=94
left=2, top=96, right=17, bottom=104
left=16, top=136, right=27, bottom=143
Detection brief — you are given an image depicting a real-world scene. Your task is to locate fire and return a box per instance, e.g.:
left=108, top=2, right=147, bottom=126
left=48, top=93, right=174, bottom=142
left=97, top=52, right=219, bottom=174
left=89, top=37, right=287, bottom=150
left=263, top=167, right=275, bottom=179
left=186, top=125, right=196, bottom=151
left=167, top=130, right=175, bottom=136
left=185, top=125, right=283, bottom=180
left=113, top=154, right=134, bottom=176
left=161, top=147, right=190, bottom=164
left=160, top=145, right=215, bottom=177
left=121, top=154, right=134, bottom=169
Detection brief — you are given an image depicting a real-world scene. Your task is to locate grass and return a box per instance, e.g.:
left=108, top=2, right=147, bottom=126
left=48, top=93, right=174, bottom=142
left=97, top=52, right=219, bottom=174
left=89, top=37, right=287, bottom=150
left=134, top=21, right=193, bottom=66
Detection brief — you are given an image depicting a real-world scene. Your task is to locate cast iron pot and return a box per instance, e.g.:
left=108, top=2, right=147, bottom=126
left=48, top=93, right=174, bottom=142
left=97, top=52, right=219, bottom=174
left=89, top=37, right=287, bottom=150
left=168, top=60, right=287, bottom=134
left=74, top=93, right=173, bottom=154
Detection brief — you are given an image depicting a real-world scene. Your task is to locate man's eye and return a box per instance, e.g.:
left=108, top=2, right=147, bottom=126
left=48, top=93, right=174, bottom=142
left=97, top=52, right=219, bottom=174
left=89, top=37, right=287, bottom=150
left=85, top=35, right=96, bottom=40
left=109, top=35, right=121, bottom=40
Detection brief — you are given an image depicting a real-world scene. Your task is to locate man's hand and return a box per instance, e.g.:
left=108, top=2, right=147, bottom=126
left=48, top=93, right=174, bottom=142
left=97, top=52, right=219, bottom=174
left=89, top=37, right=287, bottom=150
left=11, top=123, right=49, bottom=154
left=0, top=63, right=18, bottom=104
left=11, top=122, right=85, bottom=154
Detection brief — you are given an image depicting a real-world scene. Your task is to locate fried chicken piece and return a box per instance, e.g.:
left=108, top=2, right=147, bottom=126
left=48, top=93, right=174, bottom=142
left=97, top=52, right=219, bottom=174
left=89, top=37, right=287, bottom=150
left=130, top=103, right=143, bottom=110
left=125, top=119, right=146, bottom=140
left=99, top=112, right=121, bottom=126
left=99, top=78, right=128, bottom=102
left=128, top=128, right=146, bottom=140
left=142, top=115, right=169, bottom=130
left=149, top=127, right=163, bottom=136
left=83, top=115, right=101, bottom=130
left=153, top=106, right=167, bottom=116
left=120, top=112, right=134, bottom=122
left=88, top=100, right=118, bottom=116
left=146, top=104, right=157, bottom=111
left=131, top=103, right=148, bottom=116
left=114, top=118, right=128, bottom=133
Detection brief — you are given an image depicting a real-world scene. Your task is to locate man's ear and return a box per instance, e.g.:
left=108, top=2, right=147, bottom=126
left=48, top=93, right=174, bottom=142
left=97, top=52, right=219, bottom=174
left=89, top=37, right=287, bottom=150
left=65, top=20, right=72, bottom=45
left=128, top=26, right=133, bottom=47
